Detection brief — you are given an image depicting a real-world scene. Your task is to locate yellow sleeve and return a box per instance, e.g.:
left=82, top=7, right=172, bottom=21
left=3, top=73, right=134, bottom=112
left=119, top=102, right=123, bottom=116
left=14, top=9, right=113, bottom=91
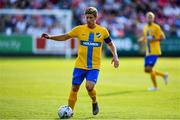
left=103, top=27, right=110, bottom=39
left=156, top=25, right=165, bottom=38
left=68, top=26, right=79, bottom=37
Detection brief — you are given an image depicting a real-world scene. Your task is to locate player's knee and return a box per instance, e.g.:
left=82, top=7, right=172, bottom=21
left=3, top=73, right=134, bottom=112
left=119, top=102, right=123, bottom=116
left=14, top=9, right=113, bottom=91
left=86, top=85, right=93, bottom=92
left=144, top=69, right=149, bottom=73
left=144, top=68, right=152, bottom=73
left=72, top=88, right=78, bottom=92
left=72, top=86, right=80, bottom=92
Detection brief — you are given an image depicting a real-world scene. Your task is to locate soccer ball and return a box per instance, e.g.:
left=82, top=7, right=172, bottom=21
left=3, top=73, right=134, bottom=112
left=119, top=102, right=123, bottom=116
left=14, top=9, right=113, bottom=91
left=58, top=105, right=73, bottom=119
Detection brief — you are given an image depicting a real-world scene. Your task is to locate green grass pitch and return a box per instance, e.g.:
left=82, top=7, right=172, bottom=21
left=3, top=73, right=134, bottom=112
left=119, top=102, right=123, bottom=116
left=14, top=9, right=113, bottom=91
left=0, top=57, right=179, bottom=119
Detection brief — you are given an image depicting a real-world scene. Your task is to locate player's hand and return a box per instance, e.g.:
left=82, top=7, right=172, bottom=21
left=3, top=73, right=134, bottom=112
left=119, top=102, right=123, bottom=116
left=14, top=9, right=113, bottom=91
left=138, top=37, right=144, bottom=43
left=41, top=33, right=50, bottom=39
left=111, top=56, right=119, bottom=68
left=147, top=35, right=155, bottom=41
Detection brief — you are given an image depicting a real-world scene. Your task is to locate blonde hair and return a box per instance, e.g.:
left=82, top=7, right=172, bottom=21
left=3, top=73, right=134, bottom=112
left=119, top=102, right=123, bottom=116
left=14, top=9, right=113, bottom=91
left=85, top=7, right=98, bottom=17
left=146, top=12, right=155, bottom=19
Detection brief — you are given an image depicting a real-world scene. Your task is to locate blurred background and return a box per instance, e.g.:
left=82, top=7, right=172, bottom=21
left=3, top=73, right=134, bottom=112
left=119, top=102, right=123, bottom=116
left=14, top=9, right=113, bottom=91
left=0, top=0, right=180, bottom=119
left=0, top=0, right=180, bottom=57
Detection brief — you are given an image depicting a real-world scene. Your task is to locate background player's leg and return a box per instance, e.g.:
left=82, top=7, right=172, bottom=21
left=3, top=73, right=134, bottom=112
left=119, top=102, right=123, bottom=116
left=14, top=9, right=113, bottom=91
left=68, top=85, right=80, bottom=110
left=145, top=66, right=158, bottom=89
left=150, top=70, right=157, bottom=88
left=155, top=71, right=168, bottom=85
left=155, top=71, right=165, bottom=77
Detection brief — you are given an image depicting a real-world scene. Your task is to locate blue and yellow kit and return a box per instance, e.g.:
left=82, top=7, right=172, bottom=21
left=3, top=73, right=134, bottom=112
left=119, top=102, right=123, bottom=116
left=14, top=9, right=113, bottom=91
left=143, top=23, right=165, bottom=56
left=68, top=24, right=111, bottom=70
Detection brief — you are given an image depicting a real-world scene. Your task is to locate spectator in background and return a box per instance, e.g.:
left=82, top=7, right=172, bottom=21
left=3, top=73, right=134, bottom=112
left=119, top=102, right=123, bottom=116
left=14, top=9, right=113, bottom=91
left=0, top=0, right=179, bottom=38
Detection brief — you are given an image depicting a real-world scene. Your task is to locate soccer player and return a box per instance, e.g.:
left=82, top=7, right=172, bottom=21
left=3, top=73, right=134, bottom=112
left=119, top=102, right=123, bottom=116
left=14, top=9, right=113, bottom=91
left=139, top=12, right=168, bottom=91
left=41, top=7, right=119, bottom=115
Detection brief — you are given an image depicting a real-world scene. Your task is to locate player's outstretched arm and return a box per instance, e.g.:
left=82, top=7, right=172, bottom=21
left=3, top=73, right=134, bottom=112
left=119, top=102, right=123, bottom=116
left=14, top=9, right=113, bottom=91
left=107, top=42, right=119, bottom=68
left=41, top=33, right=72, bottom=41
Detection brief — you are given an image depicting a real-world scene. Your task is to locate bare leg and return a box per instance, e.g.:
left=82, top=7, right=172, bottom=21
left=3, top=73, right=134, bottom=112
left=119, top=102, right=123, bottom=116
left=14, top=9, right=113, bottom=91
left=145, top=66, right=157, bottom=88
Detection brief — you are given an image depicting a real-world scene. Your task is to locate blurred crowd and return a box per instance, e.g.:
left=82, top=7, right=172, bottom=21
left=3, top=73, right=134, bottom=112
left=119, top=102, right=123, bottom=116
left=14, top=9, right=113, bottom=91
left=0, top=0, right=180, bottom=38
left=0, top=14, right=65, bottom=36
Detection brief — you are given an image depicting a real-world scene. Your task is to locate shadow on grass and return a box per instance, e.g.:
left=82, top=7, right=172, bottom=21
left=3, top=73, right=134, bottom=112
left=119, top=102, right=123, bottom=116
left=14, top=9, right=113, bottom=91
left=99, top=90, right=146, bottom=97
left=54, top=116, right=95, bottom=120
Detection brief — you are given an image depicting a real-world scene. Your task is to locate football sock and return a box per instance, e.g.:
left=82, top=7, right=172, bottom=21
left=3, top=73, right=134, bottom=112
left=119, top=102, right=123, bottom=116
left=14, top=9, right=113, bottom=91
left=155, top=71, right=165, bottom=77
left=88, top=89, right=97, bottom=103
left=150, top=70, right=157, bottom=88
left=68, top=90, right=77, bottom=110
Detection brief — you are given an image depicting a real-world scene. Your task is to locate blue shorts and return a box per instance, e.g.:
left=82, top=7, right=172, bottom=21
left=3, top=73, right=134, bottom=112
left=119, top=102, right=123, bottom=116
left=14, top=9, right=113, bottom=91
left=72, top=68, right=99, bottom=85
left=144, top=55, right=158, bottom=67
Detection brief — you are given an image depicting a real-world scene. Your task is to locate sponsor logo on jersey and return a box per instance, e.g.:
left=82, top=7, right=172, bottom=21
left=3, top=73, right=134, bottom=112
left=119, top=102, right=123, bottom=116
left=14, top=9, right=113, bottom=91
left=80, top=41, right=101, bottom=47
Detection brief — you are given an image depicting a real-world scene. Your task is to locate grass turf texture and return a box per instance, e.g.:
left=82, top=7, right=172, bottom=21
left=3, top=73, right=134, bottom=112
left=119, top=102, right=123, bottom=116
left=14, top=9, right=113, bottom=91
left=0, top=57, right=179, bottom=119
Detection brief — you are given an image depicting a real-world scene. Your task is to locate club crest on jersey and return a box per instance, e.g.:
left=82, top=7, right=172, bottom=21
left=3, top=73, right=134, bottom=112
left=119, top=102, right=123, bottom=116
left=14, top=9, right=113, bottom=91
left=96, top=33, right=101, bottom=38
